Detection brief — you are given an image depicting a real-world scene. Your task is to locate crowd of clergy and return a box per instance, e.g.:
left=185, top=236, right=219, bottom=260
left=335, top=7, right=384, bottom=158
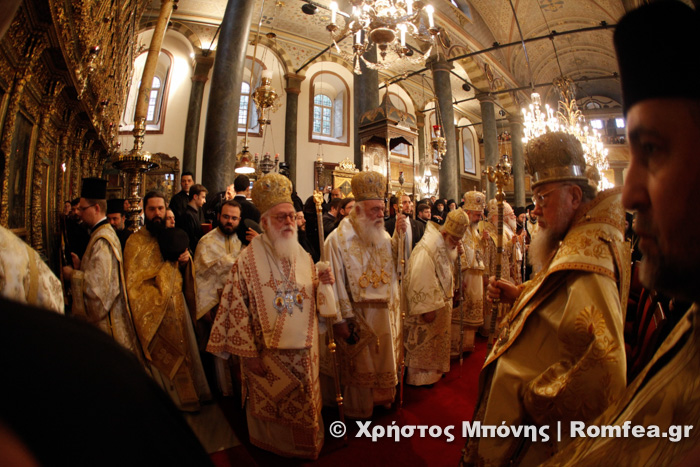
left=2, top=2, right=700, bottom=465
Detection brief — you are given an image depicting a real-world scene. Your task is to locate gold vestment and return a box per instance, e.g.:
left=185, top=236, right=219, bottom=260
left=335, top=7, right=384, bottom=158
left=462, top=188, right=631, bottom=466
left=124, top=228, right=211, bottom=412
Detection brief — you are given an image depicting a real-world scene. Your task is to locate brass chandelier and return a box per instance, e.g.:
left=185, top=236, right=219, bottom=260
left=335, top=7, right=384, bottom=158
left=328, top=0, right=438, bottom=74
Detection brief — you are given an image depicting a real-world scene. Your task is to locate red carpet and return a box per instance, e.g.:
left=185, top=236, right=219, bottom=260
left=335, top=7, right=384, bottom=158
left=211, top=336, right=488, bottom=466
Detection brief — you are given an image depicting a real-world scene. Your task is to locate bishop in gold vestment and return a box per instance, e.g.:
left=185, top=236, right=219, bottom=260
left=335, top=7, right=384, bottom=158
left=405, top=211, right=468, bottom=386
left=542, top=3, right=700, bottom=464
left=452, top=191, right=487, bottom=356
left=124, top=192, right=211, bottom=412
left=462, top=133, right=629, bottom=466
left=207, top=174, right=333, bottom=460
left=323, top=171, right=402, bottom=418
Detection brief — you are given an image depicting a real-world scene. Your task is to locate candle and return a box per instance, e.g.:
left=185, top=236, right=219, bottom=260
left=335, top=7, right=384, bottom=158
left=426, top=5, right=434, bottom=28
left=407, top=0, right=413, bottom=15
left=355, top=29, right=362, bottom=45
left=399, top=24, right=406, bottom=46
left=330, top=1, right=337, bottom=24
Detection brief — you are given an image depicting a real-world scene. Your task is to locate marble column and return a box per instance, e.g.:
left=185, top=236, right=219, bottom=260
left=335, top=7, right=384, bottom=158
left=284, top=73, right=305, bottom=185
left=479, top=93, right=498, bottom=200
left=182, top=54, right=214, bottom=178
left=202, top=0, right=255, bottom=194
left=430, top=57, right=459, bottom=202
left=416, top=113, right=426, bottom=163
left=354, top=46, right=379, bottom=170
left=509, top=115, right=526, bottom=207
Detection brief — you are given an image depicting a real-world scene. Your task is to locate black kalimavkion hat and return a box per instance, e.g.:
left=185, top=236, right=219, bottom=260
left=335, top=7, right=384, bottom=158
left=614, top=1, right=700, bottom=116
left=80, top=178, right=107, bottom=200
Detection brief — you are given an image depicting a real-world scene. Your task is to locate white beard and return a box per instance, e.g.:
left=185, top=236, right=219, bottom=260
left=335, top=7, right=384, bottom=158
left=354, top=214, right=386, bottom=246
left=506, top=216, right=517, bottom=232
left=267, top=223, right=298, bottom=260
left=528, top=228, right=559, bottom=272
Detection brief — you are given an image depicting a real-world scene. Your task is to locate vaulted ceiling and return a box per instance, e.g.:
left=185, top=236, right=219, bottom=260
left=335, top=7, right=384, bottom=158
left=143, top=0, right=693, bottom=128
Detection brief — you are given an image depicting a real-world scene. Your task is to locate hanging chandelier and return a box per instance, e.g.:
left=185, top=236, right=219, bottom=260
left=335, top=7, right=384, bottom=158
left=328, top=0, right=438, bottom=74
left=521, top=77, right=612, bottom=190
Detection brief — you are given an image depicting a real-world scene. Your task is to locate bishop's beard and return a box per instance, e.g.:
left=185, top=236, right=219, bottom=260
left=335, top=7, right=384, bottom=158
left=267, top=222, right=298, bottom=260
left=528, top=205, right=572, bottom=272
left=352, top=209, right=386, bottom=247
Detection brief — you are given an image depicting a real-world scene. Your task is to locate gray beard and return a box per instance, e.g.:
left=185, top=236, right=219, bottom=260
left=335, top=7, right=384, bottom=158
left=528, top=227, right=562, bottom=272
left=267, top=224, right=298, bottom=260
left=355, top=216, right=386, bottom=246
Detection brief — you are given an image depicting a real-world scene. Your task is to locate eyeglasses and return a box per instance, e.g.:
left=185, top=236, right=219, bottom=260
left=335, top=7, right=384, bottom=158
left=271, top=212, right=296, bottom=223
left=77, top=203, right=97, bottom=212
left=531, top=184, right=571, bottom=208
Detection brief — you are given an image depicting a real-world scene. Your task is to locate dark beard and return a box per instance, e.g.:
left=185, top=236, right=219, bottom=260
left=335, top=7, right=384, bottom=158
left=219, top=223, right=236, bottom=236
left=145, top=215, right=165, bottom=235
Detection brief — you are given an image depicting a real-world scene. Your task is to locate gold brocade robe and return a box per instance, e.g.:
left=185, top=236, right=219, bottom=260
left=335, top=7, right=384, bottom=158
left=206, top=234, right=324, bottom=460
left=193, top=227, right=242, bottom=316
left=71, top=222, right=143, bottom=361
left=453, top=221, right=487, bottom=355
left=322, top=216, right=402, bottom=418
left=0, top=225, right=63, bottom=312
left=543, top=304, right=700, bottom=466
left=462, top=188, right=630, bottom=466
left=404, top=222, right=455, bottom=386
left=124, top=228, right=211, bottom=412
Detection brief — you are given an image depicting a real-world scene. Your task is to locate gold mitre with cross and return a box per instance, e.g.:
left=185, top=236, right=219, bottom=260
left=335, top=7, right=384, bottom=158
left=462, top=190, right=486, bottom=212
left=443, top=209, right=469, bottom=238
left=524, top=131, right=590, bottom=189
left=251, top=173, right=293, bottom=214
left=351, top=171, right=386, bottom=201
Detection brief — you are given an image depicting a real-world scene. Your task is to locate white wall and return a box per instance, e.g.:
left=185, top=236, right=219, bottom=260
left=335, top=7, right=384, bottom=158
left=119, top=30, right=195, bottom=174
left=296, top=61, right=355, bottom=200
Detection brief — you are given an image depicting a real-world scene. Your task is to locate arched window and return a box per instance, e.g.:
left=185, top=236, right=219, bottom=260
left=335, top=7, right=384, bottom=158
left=462, top=127, right=477, bottom=175
left=120, top=50, right=172, bottom=134
left=309, top=71, right=349, bottom=145
left=313, top=94, right=333, bottom=136
left=238, top=58, right=263, bottom=136
left=146, top=76, right=162, bottom=123
left=239, top=82, right=251, bottom=127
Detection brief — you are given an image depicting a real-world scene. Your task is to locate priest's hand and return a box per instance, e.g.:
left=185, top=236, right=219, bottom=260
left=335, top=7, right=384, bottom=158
left=318, top=267, right=335, bottom=285
left=177, top=250, right=190, bottom=267
left=333, top=320, right=351, bottom=340
left=62, top=265, right=73, bottom=281
left=422, top=310, right=436, bottom=323
left=70, top=252, right=81, bottom=270
left=246, top=228, right=259, bottom=242
left=486, top=276, right=521, bottom=305
left=396, top=212, right=407, bottom=234
left=244, top=356, right=267, bottom=377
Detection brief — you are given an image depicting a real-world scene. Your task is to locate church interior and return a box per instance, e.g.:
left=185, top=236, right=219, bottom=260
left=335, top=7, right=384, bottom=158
left=0, top=0, right=686, bottom=465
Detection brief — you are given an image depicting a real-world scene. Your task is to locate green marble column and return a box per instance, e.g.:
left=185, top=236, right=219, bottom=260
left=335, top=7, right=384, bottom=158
left=430, top=57, right=459, bottom=202
left=183, top=54, right=214, bottom=177
left=509, top=115, right=526, bottom=207
left=202, top=0, right=255, bottom=194
left=478, top=93, right=498, bottom=200
left=284, top=73, right=305, bottom=185
left=353, top=46, right=379, bottom=170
